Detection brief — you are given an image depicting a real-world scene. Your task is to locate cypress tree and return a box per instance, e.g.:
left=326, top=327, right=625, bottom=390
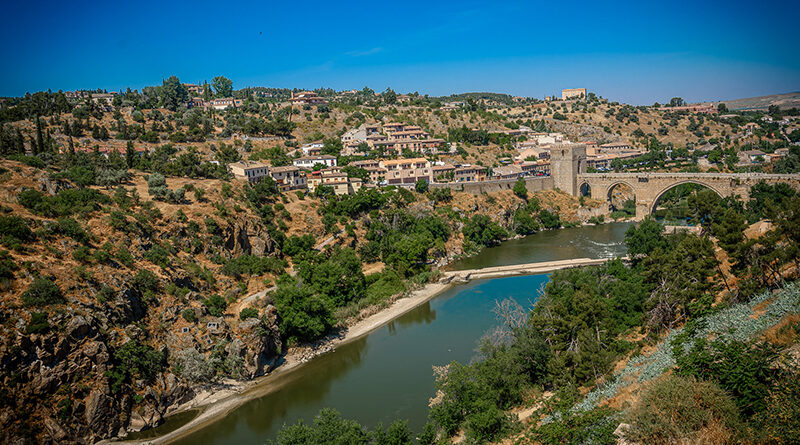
left=35, top=116, right=44, bottom=154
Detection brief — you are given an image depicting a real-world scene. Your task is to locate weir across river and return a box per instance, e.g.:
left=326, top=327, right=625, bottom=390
left=441, top=256, right=625, bottom=283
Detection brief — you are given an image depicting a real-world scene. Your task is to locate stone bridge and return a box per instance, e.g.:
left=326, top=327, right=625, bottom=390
left=576, top=172, right=800, bottom=220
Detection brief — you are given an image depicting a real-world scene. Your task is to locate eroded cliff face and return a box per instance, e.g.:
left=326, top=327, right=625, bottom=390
left=1, top=264, right=283, bottom=443
left=0, top=163, right=286, bottom=444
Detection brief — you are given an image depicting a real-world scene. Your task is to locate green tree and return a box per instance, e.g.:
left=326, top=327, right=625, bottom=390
left=272, top=276, right=333, bottom=343
left=382, top=88, right=397, bottom=104
left=624, top=217, right=666, bottom=257
left=161, top=76, right=189, bottom=111
left=212, top=76, right=233, bottom=98
left=512, top=177, right=528, bottom=200
left=462, top=215, right=507, bottom=247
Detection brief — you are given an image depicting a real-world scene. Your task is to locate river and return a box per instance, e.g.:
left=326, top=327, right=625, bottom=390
left=168, top=222, right=632, bottom=445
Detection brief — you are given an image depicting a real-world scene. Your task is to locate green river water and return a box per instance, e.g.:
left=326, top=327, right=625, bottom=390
left=158, top=222, right=632, bottom=444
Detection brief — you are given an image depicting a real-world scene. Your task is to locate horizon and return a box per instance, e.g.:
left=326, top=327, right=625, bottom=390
left=2, top=0, right=799, bottom=105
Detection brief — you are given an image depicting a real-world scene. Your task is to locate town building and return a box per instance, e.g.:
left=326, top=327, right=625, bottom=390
left=350, top=160, right=386, bottom=183
left=182, top=83, right=205, bottom=95
left=562, top=88, right=587, bottom=100
left=441, top=101, right=464, bottom=110
left=516, top=143, right=551, bottom=161
left=307, top=169, right=363, bottom=195
left=520, top=161, right=550, bottom=176
left=453, top=165, right=487, bottom=183
left=743, top=122, right=759, bottom=136
left=204, top=98, right=242, bottom=110
left=290, top=91, right=328, bottom=105
left=269, top=166, right=306, bottom=190
left=598, top=142, right=633, bottom=152
left=229, top=161, right=271, bottom=183
left=491, top=164, right=525, bottom=180
left=370, top=138, right=445, bottom=155
left=300, top=141, right=324, bottom=156
left=738, top=149, right=767, bottom=164
left=379, top=158, right=432, bottom=187
left=432, top=164, right=456, bottom=183
left=293, top=155, right=337, bottom=169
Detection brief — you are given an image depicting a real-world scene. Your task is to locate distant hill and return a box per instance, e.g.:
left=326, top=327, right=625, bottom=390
left=716, top=91, right=800, bottom=111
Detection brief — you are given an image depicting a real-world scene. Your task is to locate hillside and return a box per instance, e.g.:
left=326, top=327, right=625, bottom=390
left=0, top=154, right=607, bottom=443
left=717, top=91, right=800, bottom=111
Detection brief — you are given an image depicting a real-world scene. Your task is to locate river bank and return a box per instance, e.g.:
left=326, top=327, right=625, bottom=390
left=111, top=281, right=456, bottom=445
left=114, top=222, right=633, bottom=445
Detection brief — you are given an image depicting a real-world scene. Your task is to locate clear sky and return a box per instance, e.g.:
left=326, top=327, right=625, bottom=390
left=1, top=0, right=798, bottom=104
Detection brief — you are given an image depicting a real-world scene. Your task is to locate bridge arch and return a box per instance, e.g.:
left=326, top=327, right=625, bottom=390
left=604, top=181, right=636, bottom=202
left=650, top=180, right=724, bottom=216
left=579, top=181, right=591, bottom=197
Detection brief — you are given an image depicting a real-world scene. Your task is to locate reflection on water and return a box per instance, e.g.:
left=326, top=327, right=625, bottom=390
left=173, top=224, right=632, bottom=445
left=125, top=409, right=199, bottom=440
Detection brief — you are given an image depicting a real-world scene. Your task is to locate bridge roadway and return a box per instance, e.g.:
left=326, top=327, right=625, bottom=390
left=440, top=257, right=625, bottom=283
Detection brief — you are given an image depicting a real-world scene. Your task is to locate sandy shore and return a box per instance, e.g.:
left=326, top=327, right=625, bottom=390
left=110, top=281, right=454, bottom=445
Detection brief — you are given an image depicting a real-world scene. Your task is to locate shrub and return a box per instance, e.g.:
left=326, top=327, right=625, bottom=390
left=675, top=339, right=777, bottom=417
left=115, top=247, right=134, bottom=267
left=144, top=244, right=171, bottom=268
left=56, top=217, right=90, bottom=244
left=527, top=406, right=618, bottom=445
left=222, top=255, right=286, bottom=278
left=18, top=188, right=110, bottom=217
left=21, top=278, right=64, bottom=306
left=462, top=214, right=506, bottom=247
left=625, top=375, right=742, bottom=444
left=72, top=245, right=91, bottom=262
left=106, top=340, right=164, bottom=392
left=0, top=250, right=18, bottom=284
left=182, top=308, right=197, bottom=323
left=754, top=367, right=800, bottom=443
left=7, top=154, right=45, bottom=168
left=538, top=209, right=561, bottom=229
left=131, top=269, right=159, bottom=301
left=96, top=284, right=114, bottom=303
left=428, top=187, right=452, bottom=203
left=0, top=215, right=34, bottom=249
left=203, top=294, right=227, bottom=316
left=25, top=312, right=50, bottom=334
left=239, top=308, right=259, bottom=320
left=173, top=348, right=214, bottom=383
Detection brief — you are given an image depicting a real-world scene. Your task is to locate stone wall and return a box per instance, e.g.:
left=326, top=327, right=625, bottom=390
left=430, top=176, right=554, bottom=195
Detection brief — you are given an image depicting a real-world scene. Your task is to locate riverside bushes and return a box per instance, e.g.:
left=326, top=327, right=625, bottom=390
left=626, top=375, right=742, bottom=444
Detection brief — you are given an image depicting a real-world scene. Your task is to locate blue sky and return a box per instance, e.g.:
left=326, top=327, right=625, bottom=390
left=1, top=0, right=798, bottom=104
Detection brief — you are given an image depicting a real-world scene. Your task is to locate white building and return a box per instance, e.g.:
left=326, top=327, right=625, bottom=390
left=293, top=155, right=337, bottom=169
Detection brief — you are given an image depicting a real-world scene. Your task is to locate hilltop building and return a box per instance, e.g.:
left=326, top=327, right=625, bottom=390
left=562, top=88, right=587, bottom=100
